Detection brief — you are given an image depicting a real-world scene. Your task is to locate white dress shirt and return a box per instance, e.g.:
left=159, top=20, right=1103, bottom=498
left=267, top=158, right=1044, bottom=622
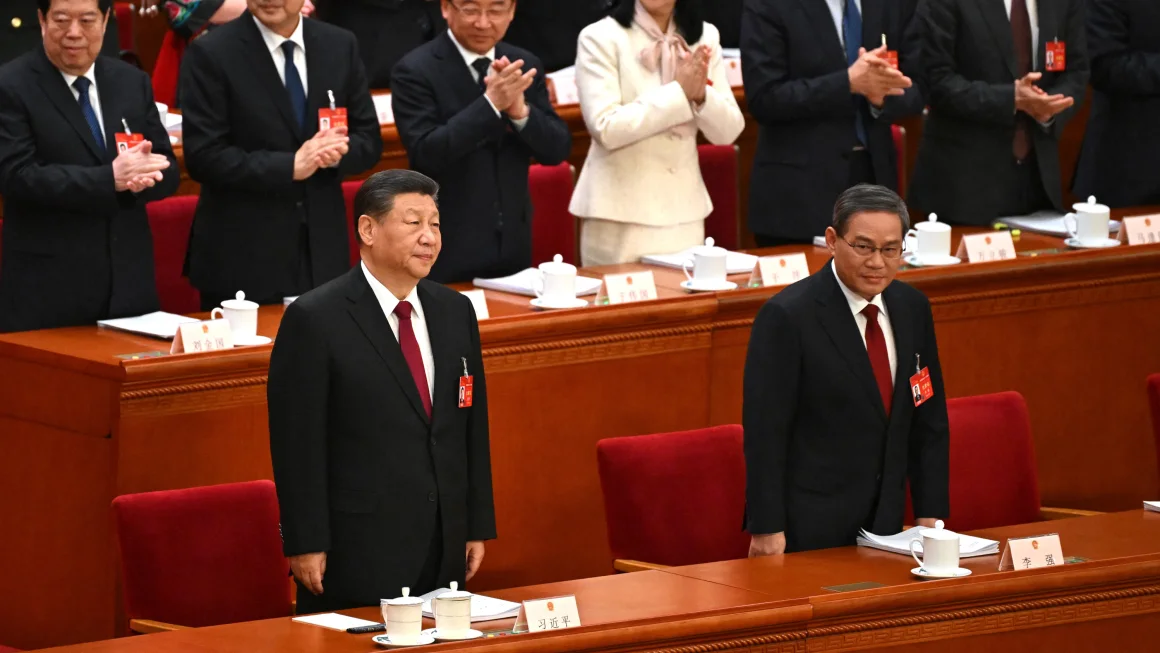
left=1004, top=0, right=1041, bottom=68
left=361, top=262, right=436, bottom=401
left=61, top=65, right=105, bottom=138
left=253, top=14, right=308, bottom=93
left=832, top=262, right=897, bottom=384
left=447, top=30, right=528, bottom=131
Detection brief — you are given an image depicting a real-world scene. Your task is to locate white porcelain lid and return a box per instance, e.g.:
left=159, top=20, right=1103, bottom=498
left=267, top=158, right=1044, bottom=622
left=691, top=237, right=727, bottom=257
left=915, top=213, right=950, bottom=230
left=538, top=254, right=576, bottom=275
left=220, top=290, right=258, bottom=310
left=1072, top=195, right=1109, bottom=214
left=383, top=587, right=423, bottom=606
left=920, top=520, right=958, bottom=541
left=438, top=581, right=472, bottom=600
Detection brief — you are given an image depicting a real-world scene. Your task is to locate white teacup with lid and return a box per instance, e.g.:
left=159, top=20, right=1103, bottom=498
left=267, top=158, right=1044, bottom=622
left=683, top=237, right=728, bottom=283
left=533, top=254, right=579, bottom=307
left=909, top=520, right=961, bottom=576
left=1065, top=196, right=1112, bottom=246
left=210, top=290, right=259, bottom=340
left=906, top=213, right=953, bottom=262
left=432, top=581, right=473, bottom=637
left=381, top=587, right=424, bottom=644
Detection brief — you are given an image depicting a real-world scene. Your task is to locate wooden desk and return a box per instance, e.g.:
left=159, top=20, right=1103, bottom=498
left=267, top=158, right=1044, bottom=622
left=31, top=511, right=1160, bottom=653
left=3, top=220, right=1160, bottom=649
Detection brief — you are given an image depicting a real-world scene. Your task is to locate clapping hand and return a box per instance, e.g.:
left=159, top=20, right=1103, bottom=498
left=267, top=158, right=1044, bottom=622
left=674, top=44, right=711, bottom=105
left=113, top=140, right=170, bottom=193
left=293, top=126, right=350, bottom=180
left=1015, top=72, right=1073, bottom=123
left=849, top=45, right=912, bottom=107
left=486, top=57, right=537, bottom=120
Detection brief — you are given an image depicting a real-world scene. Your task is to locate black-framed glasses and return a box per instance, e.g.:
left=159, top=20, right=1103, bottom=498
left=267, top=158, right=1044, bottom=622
left=841, top=238, right=905, bottom=260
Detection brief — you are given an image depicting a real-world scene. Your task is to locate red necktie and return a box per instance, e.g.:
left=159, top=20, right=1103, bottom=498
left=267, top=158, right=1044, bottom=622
left=394, top=301, right=432, bottom=418
left=861, top=304, right=893, bottom=416
left=1011, top=0, right=1033, bottom=160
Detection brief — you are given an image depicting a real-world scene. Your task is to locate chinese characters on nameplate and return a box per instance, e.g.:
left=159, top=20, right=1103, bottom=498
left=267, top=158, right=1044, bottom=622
left=749, top=253, right=810, bottom=288
left=170, top=319, right=233, bottom=355
left=512, top=595, right=581, bottom=634
left=956, top=232, right=1016, bottom=263
left=999, top=534, right=1064, bottom=571
left=1119, top=215, right=1160, bottom=245
left=598, top=271, right=658, bottom=305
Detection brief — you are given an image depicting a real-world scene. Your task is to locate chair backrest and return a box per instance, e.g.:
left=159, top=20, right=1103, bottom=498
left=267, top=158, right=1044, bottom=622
left=146, top=195, right=200, bottom=313
left=151, top=30, right=186, bottom=108
left=342, top=179, right=363, bottom=267
left=596, top=425, right=749, bottom=567
left=112, top=480, right=292, bottom=628
left=892, top=125, right=907, bottom=198
left=529, top=162, right=577, bottom=265
left=114, top=2, right=134, bottom=53
left=1148, top=374, right=1160, bottom=492
left=698, top=144, right=740, bottom=251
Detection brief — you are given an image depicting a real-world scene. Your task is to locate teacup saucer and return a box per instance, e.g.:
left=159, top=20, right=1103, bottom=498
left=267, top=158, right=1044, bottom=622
left=911, top=566, right=972, bottom=580
left=372, top=634, right=435, bottom=648
left=681, top=279, right=738, bottom=293
left=1064, top=237, right=1120, bottom=249
left=530, top=297, right=589, bottom=310
left=233, top=335, right=272, bottom=347
left=904, top=253, right=961, bottom=267
left=422, top=628, right=483, bottom=642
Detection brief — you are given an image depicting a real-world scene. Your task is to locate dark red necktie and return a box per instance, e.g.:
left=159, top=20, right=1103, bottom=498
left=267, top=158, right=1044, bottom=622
left=1011, top=0, right=1033, bottom=160
left=394, top=301, right=432, bottom=418
left=861, top=305, right=893, bottom=416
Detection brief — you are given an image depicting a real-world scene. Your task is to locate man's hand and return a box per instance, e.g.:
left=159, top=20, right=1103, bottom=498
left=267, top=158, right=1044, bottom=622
left=849, top=45, right=912, bottom=107
left=491, top=57, right=535, bottom=120
left=915, top=518, right=940, bottom=528
left=465, top=541, right=486, bottom=582
left=1015, top=72, right=1073, bottom=123
left=293, top=127, right=350, bottom=180
left=485, top=58, right=536, bottom=114
left=748, top=532, right=787, bottom=557
left=112, top=140, right=170, bottom=192
left=289, top=551, right=327, bottom=596
left=675, top=45, right=711, bottom=105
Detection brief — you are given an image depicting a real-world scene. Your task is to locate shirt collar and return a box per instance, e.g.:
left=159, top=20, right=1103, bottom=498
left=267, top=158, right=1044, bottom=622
left=253, top=13, right=306, bottom=56
left=831, top=261, right=887, bottom=320
left=361, top=262, right=425, bottom=322
left=60, top=64, right=97, bottom=91
left=447, top=29, right=496, bottom=69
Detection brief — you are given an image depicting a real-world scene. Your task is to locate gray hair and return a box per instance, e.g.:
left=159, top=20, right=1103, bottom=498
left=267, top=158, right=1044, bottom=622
left=832, top=184, right=911, bottom=237
left=354, top=170, right=440, bottom=245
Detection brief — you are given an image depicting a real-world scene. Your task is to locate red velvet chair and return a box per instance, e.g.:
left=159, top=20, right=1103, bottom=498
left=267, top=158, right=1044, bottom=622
left=114, top=2, right=134, bottom=52
left=596, top=425, right=749, bottom=572
left=111, top=480, right=292, bottom=634
left=529, top=162, right=577, bottom=265
left=146, top=195, right=201, bottom=313
left=698, top=144, right=740, bottom=250
left=342, top=179, right=363, bottom=267
left=891, top=125, right=907, bottom=198
left=1148, top=374, right=1160, bottom=489
left=151, top=31, right=186, bottom=108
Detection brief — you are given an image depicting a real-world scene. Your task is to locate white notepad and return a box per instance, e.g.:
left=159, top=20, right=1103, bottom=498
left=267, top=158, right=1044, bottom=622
left=97, top=311, right=198, bottom=339
left=292, top=613, right=380, bottom=631
left=1145, top=501, right=1160, bottom=513
left=641, top=248, right=758, bottom=274
left=857, top=526, right=1000, bottom=558
left=473, top=268, right=602, bottom=298
left=418, top=588, right=521, bottom=623
left=994, top=212, right=1122, bottom=237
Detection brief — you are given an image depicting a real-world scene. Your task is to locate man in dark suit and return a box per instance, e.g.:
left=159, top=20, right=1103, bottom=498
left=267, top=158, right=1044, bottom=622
left=1, top=0, right=121, bottom=66
left=392, top=0, right=572, bottom=283
left=180, top=0, right=382, bottom=310
left=1073, top=0, right=1160, bottom=208
left=741, top=0, right=923, bottom=247
left=910, top=0, right=1089, bottom=225
left=744, top=185, right=949, bottom=555
left=703, top=0, right=742, bottom=48
left=313, top=0, right=445, bottom=88
left=269, top=169, right=496, bottom=613
left=503, top=0, right=614, bottom=72
left=0, top=0, right=178, bottom=333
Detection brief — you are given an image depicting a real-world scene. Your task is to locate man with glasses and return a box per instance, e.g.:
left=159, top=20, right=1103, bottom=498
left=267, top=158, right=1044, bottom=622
left=391, top=0, right=571, bottom=283
left=743, top=184, right=950, bottom=555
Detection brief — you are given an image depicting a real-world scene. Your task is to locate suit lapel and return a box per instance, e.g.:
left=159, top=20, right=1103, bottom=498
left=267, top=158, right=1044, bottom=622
left=882, top=282, right=915, bottom=423
left=345, top=268, right=431, bottom=424
left=1034, top=0, right=1056, bottom=74
left=437, top=31, right=487, bottom=112
left=95, top=58, right=122, bottom=162
left=860, top=0, right=885, bottom=53
left=303, top=19, right=327, bottom=139
left=797, top=0, right=846, bottom=67
left=240, top=12, right=303, bottom=138
left=980, top=0, right=1018, bottom=78
left=417, top=281, right=456, bottom=429
left=814, top=269, right=888, bottom=422
left=33, top=50, right=105, bottom=162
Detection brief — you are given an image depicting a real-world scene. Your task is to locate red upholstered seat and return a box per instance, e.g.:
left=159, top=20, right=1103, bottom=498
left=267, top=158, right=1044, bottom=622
left=146, top=195, right=200, bottom=313
left=1148, top=374, right=1160, bottom=490
left=114, top=3, right=134, bottom=53
left=698, top=144, right=740, bottom=250
left=151, top=31, right=186, bottom=108
left=111, top=480, right=292, bottom=629
left=529, top=162, right=577, bottom=265
left=342, top=179, right=363, bottom=267
left=892, top=125, right=907, bottom=198
left=596, top=425, right=749, bottom=569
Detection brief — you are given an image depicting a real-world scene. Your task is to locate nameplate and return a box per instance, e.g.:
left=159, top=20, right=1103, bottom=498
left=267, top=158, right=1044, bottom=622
left=371, top=93, right=394, bottom=125
left=724, top=57, right=744, bottom=87
left=547, top=75, right=579, bottom=106
left=461, top=289, right=491, bottom=320
left=999, top=533, right=1064, bottom=571
left=955, top=232, right=1016, bottom=263
left=749, top=253, right=810, bottom=288
left=598, top=271, right=658, bottom=305
left=512, top=595, right=581, bottom=634
left=1120, top=214, right=1160, bottom=246
left=170, top=319, right=233, bottom=355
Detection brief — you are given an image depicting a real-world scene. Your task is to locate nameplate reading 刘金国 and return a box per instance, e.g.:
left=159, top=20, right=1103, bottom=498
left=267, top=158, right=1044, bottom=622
left=599, top=271, right=658, bottom=305
left=750, top=253, right=810, bottom=288
left=512, top=595, right=581, bottom=634
left=956, top=232, right=1016, bottom=263
left=171, top=319, right=233, bottom=355
left=999, top=533, right=1064, bottom=571
left=1120, top=215, right=1160, bottom=246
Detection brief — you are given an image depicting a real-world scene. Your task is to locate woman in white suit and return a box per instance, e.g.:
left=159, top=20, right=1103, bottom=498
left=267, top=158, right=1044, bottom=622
left=570, top=0, right=745, bottom=266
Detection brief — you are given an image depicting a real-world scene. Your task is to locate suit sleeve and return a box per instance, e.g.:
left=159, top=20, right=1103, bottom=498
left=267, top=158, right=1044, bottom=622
left=1038, top=0, right=1090, bottom=135
left=694, top=31, right=746, bottom=145
left=179, top=41, right=297, bottom=192
left=920, top=0, right=1017, bottom=126
left=268, top=301, right=332, bottom=557
left=464, top=299, right=497, bottom=541
left=1087, top=0, right=1160, bottom=96
left=574, top=26, right=695, bottom=152
left=740, top=0, right=852, bottom=123
left=390, top=55, right=508, bottom=174
left=337, top=32, right=384, bottom=177
left=908, top=297, right=950, bottom=519
left=0, top=79, right=119, bottom=212
left=511, top=56, right=572, bottom=165
left=876, top=0, right=927, bottom=122
left=742, top=300, right=801, bottom=536
left=131, top=70, right=180, bottom=204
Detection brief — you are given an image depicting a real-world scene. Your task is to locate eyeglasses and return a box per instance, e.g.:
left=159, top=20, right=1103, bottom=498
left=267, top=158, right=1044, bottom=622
left=841, top=238, right=905, bottom=260
left=450, top=2, right=512, bottom=22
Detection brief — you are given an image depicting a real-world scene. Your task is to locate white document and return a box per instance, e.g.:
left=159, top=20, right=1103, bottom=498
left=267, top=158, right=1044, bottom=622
left=372, top=93, right=394, bottom=125
left=97, top=311, right=198, bottom=340
left=995, top=212, right=1122, bottom=237
left=641, top=248, right=758, bottom=274
left=1145, top=501, right=1160, bottom=513
left=292, top=613, right=380, bottom=631
left=473, top=268, right=602, bottom=298
left=857, top=526, right=1000, bottom=558
left=419, top=588, right=521, bottom=623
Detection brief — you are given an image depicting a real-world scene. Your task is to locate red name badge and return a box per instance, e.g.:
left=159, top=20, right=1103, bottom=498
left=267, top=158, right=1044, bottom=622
left=114, top=131, right=144, bottom=154
left=1045, top=41, right=1066, bottom=72
left=910, top=367, right=934, bottom=408
left=318, top=107, right=347, bottom=131
left=884, top=50, right=899, bottom=70
left=458, top=375, right=474, bottom=409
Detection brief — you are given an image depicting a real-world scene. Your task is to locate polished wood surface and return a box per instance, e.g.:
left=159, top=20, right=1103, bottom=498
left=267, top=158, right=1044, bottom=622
left=31, top=511, right=1160, bottom=653
left=3, top=217, right=1160, bottom=649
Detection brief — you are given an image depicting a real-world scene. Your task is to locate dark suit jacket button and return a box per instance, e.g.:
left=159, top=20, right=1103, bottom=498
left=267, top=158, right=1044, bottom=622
left=428, top=492, right=436, bottom=502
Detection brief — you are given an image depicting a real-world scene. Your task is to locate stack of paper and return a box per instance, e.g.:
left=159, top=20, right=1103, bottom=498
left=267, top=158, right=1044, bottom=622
left=994, top=212, right=1122, bottom=237
left=292, top=613, right=380, bottom=631
left=857, top=526, right=1000, bottom=558
left=97, top=311, right=198, bottom=339
left=473, top=268, right=602, bottom=297
left=419, top=588, right=521, bottom=623
left=1144, top=501, right=1160, bottom=513
left=642, top=248, right=758, bottom=274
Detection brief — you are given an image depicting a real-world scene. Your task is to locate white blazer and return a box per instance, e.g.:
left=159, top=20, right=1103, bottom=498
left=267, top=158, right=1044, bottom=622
left=569, top=17, right=745, bottom=227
